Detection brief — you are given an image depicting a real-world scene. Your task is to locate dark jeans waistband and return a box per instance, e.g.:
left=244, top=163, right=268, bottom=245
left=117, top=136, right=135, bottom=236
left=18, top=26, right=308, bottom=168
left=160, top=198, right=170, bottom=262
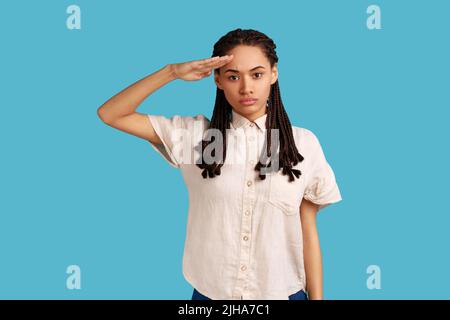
left=192, top=288, right=309, bottom=300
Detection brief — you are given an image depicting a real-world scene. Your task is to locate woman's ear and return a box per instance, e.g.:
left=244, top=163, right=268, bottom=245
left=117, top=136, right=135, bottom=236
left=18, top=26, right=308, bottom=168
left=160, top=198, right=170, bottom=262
left=270, top=64, right=278, bottom=85
left=214, top=72, right=223, bottom=90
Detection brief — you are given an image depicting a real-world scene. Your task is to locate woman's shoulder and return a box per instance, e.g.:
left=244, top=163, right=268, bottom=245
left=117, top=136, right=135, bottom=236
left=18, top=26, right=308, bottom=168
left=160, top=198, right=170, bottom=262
left=291, top=125, right=321, bottom=150
left=184, top=114, right=210, bottom=131
left=149, top=113, right=210, bottom=130
left=171, top=113, right=210, bottom=123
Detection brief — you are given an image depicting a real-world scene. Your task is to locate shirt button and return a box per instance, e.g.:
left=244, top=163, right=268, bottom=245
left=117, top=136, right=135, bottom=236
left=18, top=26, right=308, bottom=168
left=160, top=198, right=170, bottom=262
left=249, top=160, right=255, bottom=165
left=247, top=180, right=252, bottom=187
left=243, top=236, right=249, bottom=241
left=241, top=265, right=247, bottom=271
left=250, top=123, right=254, bottom=127
left=245, top=210, right=250, bottom=216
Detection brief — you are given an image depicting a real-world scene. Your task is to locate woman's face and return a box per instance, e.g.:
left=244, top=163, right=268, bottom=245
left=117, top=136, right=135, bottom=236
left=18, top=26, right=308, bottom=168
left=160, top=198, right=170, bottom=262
left=214, top=45, right=278, bottom=121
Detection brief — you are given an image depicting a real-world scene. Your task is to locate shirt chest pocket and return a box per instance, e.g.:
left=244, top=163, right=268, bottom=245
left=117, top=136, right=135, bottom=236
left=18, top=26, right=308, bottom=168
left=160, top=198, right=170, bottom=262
left=267, top=165, right=306, bottom=216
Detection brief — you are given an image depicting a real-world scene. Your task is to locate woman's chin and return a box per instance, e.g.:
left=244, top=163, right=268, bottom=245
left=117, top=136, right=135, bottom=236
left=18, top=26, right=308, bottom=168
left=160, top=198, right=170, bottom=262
left=235, top=104, right=264, bottom=115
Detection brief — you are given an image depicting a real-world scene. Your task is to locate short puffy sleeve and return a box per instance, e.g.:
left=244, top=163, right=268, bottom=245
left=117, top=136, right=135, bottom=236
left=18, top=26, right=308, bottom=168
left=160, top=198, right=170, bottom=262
left=303, top=129, right=342, bottom=212
left=147, top=114, right=209, bottom=169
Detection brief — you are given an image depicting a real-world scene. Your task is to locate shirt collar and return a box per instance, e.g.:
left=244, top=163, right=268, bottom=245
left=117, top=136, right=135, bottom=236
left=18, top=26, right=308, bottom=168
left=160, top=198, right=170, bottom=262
left=231, top=109, right=267, bottom=131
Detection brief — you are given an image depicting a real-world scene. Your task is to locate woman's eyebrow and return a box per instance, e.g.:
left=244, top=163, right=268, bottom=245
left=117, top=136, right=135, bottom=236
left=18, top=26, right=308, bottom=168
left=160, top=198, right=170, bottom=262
left=224, top=66, right=265, bottom=73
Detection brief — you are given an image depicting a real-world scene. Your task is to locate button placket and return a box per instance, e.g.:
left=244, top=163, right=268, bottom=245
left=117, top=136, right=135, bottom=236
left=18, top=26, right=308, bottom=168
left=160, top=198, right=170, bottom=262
left=232, top=125, right=257, bottom=299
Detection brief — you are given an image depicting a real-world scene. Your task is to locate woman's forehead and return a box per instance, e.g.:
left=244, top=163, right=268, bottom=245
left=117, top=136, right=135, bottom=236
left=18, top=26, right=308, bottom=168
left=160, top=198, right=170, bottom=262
left=223, top=47, right=270, bottom=71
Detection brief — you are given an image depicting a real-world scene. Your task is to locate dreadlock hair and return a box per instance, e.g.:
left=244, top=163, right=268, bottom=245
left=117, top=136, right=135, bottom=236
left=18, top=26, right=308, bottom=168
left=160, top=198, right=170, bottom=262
left=196, top=28, right=304, bottom=182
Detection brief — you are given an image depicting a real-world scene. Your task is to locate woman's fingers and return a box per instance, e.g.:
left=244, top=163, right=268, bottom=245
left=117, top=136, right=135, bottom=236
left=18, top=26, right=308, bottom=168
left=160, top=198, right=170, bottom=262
left=198, top=56, right=220, bottom=63
left=198, top=55, right=233, bottom=67
left=197, top=56, right=233, bottom=72
left=201, top=70, right=212, bottom=77
left=198, top=55, right=226, bottom=63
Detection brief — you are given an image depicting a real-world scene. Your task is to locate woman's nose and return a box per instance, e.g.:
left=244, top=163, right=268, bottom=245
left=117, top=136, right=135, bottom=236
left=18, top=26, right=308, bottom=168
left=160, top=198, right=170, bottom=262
left=239, top=78, right=253, bottom=94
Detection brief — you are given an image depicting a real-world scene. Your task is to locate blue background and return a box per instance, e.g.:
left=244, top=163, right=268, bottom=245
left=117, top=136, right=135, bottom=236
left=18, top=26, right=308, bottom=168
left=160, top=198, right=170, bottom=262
left=0, top=0, right=449, bottom=299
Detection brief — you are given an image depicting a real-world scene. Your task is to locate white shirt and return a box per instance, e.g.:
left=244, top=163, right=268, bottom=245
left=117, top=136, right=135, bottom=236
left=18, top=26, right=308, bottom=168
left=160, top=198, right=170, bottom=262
left=147, top=109, right=342, bottom=300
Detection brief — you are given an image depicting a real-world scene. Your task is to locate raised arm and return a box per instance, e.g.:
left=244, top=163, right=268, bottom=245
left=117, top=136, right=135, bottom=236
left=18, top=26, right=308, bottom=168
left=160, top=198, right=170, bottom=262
left=97, top=55, right=233, bottom=144
left=97, top=64, right=177, bottom=144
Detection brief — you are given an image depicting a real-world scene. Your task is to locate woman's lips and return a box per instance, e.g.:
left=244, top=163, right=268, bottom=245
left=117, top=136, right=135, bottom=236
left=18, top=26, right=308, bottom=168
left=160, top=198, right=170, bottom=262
left=239, top=98, right=258, bottom=106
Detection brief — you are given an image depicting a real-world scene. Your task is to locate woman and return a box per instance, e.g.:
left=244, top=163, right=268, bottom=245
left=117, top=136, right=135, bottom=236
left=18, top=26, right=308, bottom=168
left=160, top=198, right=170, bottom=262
left=97, top=28, right=342, bottom=300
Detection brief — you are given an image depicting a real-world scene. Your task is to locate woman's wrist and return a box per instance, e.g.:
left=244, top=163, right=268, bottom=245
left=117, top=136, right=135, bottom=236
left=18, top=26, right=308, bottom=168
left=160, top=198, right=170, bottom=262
left=307, top=289, right=323, bottom=300
left=166, top=63, right=178, bottom=81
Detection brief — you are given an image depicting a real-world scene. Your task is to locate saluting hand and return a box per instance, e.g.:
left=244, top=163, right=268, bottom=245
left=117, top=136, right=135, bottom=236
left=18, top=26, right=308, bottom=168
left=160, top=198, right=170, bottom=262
left=171, top=55, right=234, bottom=81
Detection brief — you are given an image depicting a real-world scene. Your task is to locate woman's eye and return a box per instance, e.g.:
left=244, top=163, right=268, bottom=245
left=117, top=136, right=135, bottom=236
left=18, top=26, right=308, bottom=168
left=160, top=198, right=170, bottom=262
left=228, top=73, right=264, bottom=81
